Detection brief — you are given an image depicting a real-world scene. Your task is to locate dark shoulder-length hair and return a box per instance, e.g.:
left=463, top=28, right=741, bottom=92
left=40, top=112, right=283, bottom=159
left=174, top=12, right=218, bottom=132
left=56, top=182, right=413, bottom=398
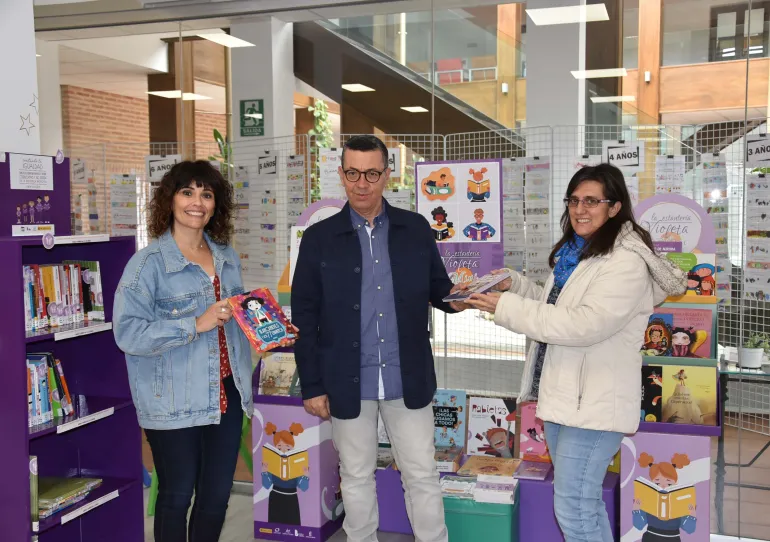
left=548, top=163, right=654, bottom=267
left=147, top=160, right=234, bottom=245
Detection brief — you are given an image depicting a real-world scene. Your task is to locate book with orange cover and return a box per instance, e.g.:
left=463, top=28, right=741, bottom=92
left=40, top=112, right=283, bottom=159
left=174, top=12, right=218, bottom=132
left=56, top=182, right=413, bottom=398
left=227, top=288, right=295, bottom=353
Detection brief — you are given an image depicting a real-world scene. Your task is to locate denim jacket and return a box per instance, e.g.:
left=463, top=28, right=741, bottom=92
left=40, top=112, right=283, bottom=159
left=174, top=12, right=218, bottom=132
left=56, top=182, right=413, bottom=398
left=113, top=230, right=253, bottom=430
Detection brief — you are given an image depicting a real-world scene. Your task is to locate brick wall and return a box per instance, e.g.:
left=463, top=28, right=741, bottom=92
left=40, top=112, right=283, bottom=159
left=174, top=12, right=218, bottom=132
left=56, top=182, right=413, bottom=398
left=194, top=111, right=227, bottom=160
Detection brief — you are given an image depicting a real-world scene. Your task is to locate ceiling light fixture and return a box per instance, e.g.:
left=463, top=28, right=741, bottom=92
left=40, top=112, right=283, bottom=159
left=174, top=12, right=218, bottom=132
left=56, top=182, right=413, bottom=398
left=342, top=84, right=375, bottom=92
left=401, top=106, right=429, bottom=113
left=526, top=4, right=609, bottom=25
left=571, top=68, right=627, bottom=79
left=147, top=90, right=211, bottom=100
left=590, top=95, right=636, bottom=103
left=36, top=54, right=41, bottom=57
left=197, top=33, right=255, bottom=48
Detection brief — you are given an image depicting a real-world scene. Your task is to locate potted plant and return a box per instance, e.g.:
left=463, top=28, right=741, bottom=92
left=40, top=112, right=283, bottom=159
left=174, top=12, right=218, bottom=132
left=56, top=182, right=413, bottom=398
left=741, top=332, right=770, bottom=368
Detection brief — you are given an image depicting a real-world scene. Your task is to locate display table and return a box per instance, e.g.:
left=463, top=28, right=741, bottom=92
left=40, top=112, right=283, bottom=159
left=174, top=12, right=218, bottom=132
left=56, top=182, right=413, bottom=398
left=518, top=471, right=619, bottom=542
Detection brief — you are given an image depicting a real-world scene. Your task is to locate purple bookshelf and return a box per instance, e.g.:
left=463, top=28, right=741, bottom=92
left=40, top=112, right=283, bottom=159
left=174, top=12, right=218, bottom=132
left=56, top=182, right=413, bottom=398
left=0, top=236, right=143, bottom=542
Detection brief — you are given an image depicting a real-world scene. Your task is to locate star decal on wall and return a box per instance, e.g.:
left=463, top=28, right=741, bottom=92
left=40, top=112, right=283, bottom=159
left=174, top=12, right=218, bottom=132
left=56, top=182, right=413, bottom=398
left=20, top=114, right=35, bottom=136
left=30, top=94, right=38, bottom=115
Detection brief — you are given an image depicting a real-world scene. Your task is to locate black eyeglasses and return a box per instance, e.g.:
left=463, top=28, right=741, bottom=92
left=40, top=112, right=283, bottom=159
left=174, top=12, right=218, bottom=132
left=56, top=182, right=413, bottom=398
left=564, top=196, right=613, bottom=208
left=344, top=168, right=386, bottom=183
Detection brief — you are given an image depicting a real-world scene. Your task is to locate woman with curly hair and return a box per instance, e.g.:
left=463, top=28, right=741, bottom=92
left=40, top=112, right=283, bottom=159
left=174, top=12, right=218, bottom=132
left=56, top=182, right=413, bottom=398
left=113, top=160, right=286, bottom=541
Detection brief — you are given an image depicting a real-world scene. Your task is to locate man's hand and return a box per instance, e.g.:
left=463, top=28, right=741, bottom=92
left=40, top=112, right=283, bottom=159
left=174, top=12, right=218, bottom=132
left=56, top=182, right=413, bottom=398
left=490, top=268, right=513, bottom=292
left=448, top=282, right=471, bottom=312
left=303, top=394, right=330, bottom=420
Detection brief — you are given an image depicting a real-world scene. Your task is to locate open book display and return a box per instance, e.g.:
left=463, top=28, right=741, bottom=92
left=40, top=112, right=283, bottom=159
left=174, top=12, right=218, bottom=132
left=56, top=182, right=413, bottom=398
left=442, top=271, right=512, bottom=302
left=633, top=477, right=696, bottom=520
left=262, top=443, right=309, bottom=481
left=227, top=288, right=296, bottom=353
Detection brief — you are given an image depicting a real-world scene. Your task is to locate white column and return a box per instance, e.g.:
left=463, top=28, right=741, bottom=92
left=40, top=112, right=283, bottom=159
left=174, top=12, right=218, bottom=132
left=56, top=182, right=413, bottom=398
left=230, top=18, right=296, bottom=292
left=35, top=40, right=63, bottom=157
left=230, top=18, right=294, bottom=143
left=525, top=0, right=586, bottom=129
left=0, top=0, right=40, bottom=154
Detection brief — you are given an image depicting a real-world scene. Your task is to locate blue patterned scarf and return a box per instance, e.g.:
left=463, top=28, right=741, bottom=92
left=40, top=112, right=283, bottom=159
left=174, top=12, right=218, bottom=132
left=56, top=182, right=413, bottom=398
left=552, top=234, right=586, bottom=288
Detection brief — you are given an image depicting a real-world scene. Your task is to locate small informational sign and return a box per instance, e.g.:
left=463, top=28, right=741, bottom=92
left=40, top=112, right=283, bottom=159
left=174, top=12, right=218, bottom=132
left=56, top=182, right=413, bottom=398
left=145, top=155, right=181, bottom=181
left=746, top=135, right=770, bottom=167
left=602, top=140, right=645, bottom=174
left=240, top=98, right=265, bottom=137
left=10, top=153, right=53, bottom=191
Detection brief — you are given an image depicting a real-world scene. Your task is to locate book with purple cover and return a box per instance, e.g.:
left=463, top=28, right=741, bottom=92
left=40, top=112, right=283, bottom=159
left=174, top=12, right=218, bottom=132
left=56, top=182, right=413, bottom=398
left=514, top=460, right=552, bottom=480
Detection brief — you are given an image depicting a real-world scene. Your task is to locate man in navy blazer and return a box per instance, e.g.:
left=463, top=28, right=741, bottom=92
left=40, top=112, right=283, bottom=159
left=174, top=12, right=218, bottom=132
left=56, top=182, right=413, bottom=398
left=292, top=135, right=465, bottom=542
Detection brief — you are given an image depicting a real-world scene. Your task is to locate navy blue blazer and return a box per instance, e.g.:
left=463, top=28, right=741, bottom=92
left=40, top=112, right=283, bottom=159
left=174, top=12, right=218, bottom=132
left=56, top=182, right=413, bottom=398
left=291, top=200, right=456, bottom=420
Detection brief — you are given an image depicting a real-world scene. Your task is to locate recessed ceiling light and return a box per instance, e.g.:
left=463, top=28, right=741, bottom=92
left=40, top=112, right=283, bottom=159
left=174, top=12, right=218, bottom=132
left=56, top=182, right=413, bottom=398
left=342, top=84, right=375, bottom=92
left=590, top=95, right=636, bottom=103
left=571, top=68, right=627, bottom=79
left=146, top=90, right=211, bottom=100
left=244, top=113, right=263, bottom=119
left=526, top=4, right=609, bottom=25
left=401, top=106, right=429, bottom=113
left=147, top=90, right=182, bottom=99
left=36, top=54, right=41, bottom=57
left=197, top=33, right=255, bottom=48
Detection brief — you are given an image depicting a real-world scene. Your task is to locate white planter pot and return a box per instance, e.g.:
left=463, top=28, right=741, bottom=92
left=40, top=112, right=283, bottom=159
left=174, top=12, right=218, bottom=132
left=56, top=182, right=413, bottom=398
left=740, top=347, right=765, bottom=369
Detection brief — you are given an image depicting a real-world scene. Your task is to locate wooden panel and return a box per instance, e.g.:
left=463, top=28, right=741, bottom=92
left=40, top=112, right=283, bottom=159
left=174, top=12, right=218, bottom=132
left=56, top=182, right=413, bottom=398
left=175, top=41, right=195, bottom=157
left=515, top=78, right=526, bottom=121
left=443, top=81, right=498, bottom=119
left=585, top=0, right=622, bottom=99
left=657, top=60, right=769, bottom=112
left=293, top=92, right=340, bottom=115
left=147, top=72, right=177, bottom=144
left=341, top=102, right=377, bottom=134
left=192, top=39, right=226, bottom=87
left=637, top=0, right=663, bottom=122
left=497, top=3, right=521, bottom=128
left=470, top=55, right=497, bottom=69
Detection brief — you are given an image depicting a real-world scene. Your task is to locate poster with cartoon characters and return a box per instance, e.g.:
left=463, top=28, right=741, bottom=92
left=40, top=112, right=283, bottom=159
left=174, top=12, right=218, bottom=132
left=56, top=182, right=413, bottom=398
left=620, top=431, right=710, bottom=541
left=2, top=152, right=70, bottom=237
left=415, top=159, right=503, bottom=282
left=253, top=399, right=344, bottom=541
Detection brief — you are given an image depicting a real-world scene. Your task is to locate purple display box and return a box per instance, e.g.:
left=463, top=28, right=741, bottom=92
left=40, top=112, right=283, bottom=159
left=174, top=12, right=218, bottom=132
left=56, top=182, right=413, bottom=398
left=0, top=152, right=71, bottom=238
left=252, top=379, right=343, bottom=542
left=518, top=471, right=619, bottom=542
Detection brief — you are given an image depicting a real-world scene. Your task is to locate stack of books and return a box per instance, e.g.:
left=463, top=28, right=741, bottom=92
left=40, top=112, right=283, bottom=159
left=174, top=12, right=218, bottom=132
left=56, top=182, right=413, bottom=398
left=37, top=476, right=102, bottom=519
left=440, top=475, right=476, bottom=500
left=514, top=460, right=552, bottom=481
left=26, top=353, right=74, bottom=427
left=473, top=479, right=518, bottom=504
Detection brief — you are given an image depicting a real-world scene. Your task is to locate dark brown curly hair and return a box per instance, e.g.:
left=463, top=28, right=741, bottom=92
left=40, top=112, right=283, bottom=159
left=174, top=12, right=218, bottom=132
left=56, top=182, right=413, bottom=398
left=147, top=160, right=234, bottom=245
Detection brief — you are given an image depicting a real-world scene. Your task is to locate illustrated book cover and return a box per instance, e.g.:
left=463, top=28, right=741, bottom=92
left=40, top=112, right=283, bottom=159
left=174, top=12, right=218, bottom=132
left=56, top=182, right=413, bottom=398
left=457, top=456, right=520, bottom=482
left=258, top=352, right=297, bottom=396
left=227, top=288, right=295, bottom=353
left=442, top=271, right=511, bottom=302
left=433, top=389, right=467, bottom=448
left=648, top=307, right=713, bottom=359
left=517, top=401, right=550, bottom=463
left=468, top=397, right=516, bottom=458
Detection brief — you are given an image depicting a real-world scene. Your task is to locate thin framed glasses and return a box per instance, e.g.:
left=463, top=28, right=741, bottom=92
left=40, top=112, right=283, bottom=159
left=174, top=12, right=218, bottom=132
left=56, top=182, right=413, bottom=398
left=564, top=196, right=613, bottom=208
left=344, top=168, right=386, bottom=183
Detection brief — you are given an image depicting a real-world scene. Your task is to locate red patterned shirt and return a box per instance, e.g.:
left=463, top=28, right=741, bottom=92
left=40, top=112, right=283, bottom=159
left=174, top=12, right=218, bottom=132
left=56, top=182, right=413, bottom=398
left=212, top=275, right=233, bottom=413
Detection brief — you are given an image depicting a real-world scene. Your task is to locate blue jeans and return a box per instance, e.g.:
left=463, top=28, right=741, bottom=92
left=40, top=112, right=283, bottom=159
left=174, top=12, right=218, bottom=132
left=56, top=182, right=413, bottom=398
left=544, top=422, right=623, bottom=542
left=145, top=376, right=244, bottom=542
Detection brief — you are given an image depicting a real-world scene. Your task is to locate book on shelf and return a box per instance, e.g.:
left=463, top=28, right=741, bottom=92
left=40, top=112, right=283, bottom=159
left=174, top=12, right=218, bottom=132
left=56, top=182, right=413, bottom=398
left=26, top=353, right=74, bottom=426
left=665, top=253, right=717, bottom=304
left=435, top=446, right=463, bottom=473
left=640, top=307, right=713, bottom=359
left=440, top=475, right=476, bottom=500
left=633, top=477, right=696, bottom=520
left=22, top=260, right=105, bottom=332
left=517, top=402, right=550, bottom=463
left=258, top=352, right=296, bottom=396
left=467, top=397, right=516, bottom=458
left=29, top=456, right=38, bottom=528
left=432, top=389, right=467, bottom=448
left=457, top=456, right=521, bottom=483
left=642, top=364, right=717, bottom=425
left=262, top=443, right=309, bottom=481
left=377, top=447, right=395, bottom=470
left=227, top=288, right=296, bottom=353
left=514, top=460, right=552, bottom=481
left=38, top=477, right=102, bottom=515
left=473, top=479, right=518, bottom=504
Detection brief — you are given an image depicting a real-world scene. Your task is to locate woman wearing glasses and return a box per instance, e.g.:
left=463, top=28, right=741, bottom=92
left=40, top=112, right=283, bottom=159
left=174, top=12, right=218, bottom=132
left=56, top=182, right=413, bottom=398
left=464, top=164, right=687, bottom=542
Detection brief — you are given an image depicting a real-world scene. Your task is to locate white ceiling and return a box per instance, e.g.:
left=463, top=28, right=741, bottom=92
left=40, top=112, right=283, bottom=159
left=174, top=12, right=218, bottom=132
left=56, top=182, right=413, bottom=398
left=661, top=107, right=768, bottom=125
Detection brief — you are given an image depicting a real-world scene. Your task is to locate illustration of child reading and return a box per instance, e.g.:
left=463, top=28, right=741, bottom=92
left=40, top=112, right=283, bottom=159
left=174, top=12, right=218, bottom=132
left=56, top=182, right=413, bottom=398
left=261, top=422, right=310, bottom=525
left=463, top=209, right=496, bottom=241
left=430, top=206, right=455, bottom=241
left=633, top=452, right=697, bottom=541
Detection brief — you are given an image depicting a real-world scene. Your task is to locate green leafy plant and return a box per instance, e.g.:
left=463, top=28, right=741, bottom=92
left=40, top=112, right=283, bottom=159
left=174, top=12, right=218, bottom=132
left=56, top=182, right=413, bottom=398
left=307, top=99, right=334, bottom=201
left=744, top=332, right=770, bottom=352
left=208, top=129, right=233, bottom=180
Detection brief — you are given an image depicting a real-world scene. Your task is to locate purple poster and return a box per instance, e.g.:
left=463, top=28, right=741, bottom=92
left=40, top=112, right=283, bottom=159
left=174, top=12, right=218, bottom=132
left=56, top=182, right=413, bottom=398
left=0, top=152, right=71, bottom=238
left=415, top=159, right=504, bottom=282
left=253, top=399, right=344, bottom=541
left=620, top=431, right=711, bottom=541
left=634, top=194, right=716, bottom=254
